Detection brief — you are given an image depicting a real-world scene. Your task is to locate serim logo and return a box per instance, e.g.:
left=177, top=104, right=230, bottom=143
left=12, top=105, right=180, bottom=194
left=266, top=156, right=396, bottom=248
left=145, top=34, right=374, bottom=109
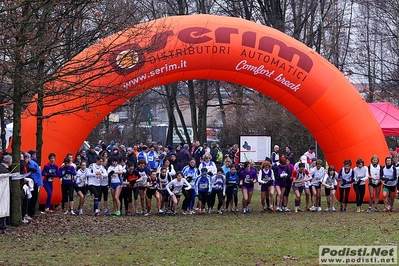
left=116, top=50, right=139, bottom=69
left=110, top=43, right=145, bottom=75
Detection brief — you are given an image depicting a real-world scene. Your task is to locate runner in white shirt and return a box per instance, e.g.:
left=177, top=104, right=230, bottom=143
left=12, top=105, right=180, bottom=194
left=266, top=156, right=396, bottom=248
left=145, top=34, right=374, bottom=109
left=338, top=159, right=354, bottom=212
left=165, top=171, right=192, bottom=215
left=367, top=155, right=382, bottom=212
left=294, top=156, right=311, bottom=210
left=381, top=156, right=397, bottom=212
left=292, top=163, right=311, bottom=212
left=322, top=166, right=338, bottom=212
left=310, top=159, right=325, bottom=212
left=108, top=158, right=124, bottom=216
left=74, top=161, right=90, bottom=215
left=352, top=158, right=369, bottom=212
left=200, top=153, right=217, bottom=176
left=87, top=157, right=108, bottom=216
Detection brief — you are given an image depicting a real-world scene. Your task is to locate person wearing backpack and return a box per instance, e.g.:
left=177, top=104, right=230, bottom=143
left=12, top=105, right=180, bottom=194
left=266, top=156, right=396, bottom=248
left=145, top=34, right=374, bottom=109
left=211, top=142, right=224, bottom=168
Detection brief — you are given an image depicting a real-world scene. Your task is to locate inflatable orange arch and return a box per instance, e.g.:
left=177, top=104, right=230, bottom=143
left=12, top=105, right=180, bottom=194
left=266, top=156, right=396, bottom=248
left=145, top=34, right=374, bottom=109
left=19, top=14, right=388, bottom=205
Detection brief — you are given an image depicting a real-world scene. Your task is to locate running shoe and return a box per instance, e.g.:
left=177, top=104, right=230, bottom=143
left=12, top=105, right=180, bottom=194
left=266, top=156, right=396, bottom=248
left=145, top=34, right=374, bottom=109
left=218, top=210, right=223, bottom=214
left=208, top=208, right=213, bottom=214
left=317, top=207, right=321, bottom=212
left=158, top=209, right=164, bottom=214
left=70, top=210, right=76, bottom=215
left=104, top=210, right=111, bottom=216
left=343, top=208, right=347, bottom=212
left=22, top=217, right=30, bottom=224
left=294, top=207, right=298, bottom=213
left=284, top=207, right=291, bottom=212
left=325, top=208, right=330, bottom=212
left=366, top=207, right=371, bottom=213
left=310, top=206, right=316, bottom=212
left=276, top=207, right=282, bottom=212
left=64, top=211, right=70, bottom=215
left=235, top=208, right=239, bottom=213
left=340, top=206, right=343, bottom=212
left=94, top=209, right=100, bottom=216
left=269, top=206, right=274, bottom=211
left=231, top=208, right=235, bottom=213
left=242, top=209, right=248, bottom=214
left=332, top=207, right=336, bottom=212
left=260, top=208, right=265, bottom=213
left=144, top=213, right=150, bottom=217
left=356, top=207, right=360, bottom=213
left=114, top=211, right=121, bottom=216
left=306, top=207, right=310, bottom=211
left=198, top=209, right=203, bottom=215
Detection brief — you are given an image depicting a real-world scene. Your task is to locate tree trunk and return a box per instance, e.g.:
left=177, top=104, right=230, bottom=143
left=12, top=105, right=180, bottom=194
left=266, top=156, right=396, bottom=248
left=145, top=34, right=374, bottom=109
left=198, top=80, right=208, bottom=144
left=0, top=101, right=5, bottom=151
left=164, top=85, right=175, bottom=145
left=10, top=88, right=23, bottom=226
left=36, top=92, right=43, bottom=165
left=188, top=80, right=198, bottom=141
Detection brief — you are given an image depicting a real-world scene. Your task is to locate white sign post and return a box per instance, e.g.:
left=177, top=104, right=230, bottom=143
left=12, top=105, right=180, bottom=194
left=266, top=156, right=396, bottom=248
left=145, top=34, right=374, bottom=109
left=239, top=135, right=271, bottom=163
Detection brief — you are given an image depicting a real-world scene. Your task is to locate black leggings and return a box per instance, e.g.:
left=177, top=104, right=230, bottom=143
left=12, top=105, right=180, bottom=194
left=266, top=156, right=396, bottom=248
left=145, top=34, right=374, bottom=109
left=62, top=183, right=74, bottom=202
left=88, top=185, right=101, bottom=199
left=28, top=184, right=38, bottom=216
left=225, top=186, right=238, bottom=208
left=181, top=188, right=193, bottom=211
left=100, top=185, right=109, bottom=202
left=208, top=190, right=224, bottom=210
left=198, top=191, right=208, bottom=207
left=120, top=187, right=132, bottom=211
left=353, top=184, right=365, bottom=206
left=284, top=182, right=292, bottom=196
left=339, top=187, right=350, bottom=204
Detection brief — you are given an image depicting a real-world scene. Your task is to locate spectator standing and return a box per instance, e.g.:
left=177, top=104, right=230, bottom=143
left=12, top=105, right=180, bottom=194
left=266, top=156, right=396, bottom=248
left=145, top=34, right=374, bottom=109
left=304, top=145, right=316, bottom=165
left=80, top=149, right=88, bottom=162
left=87, top=146, right=98, bottom=166
left=180, top=144, right=191, bottom=168
left=127, top=147, right=138, bottom=167
left=271, top=145, right=279, bottom=166
left=285, top=146, right=295, bottom=164
left=0, top=155, right=12, bottom=233
left=192, top=141, right=205, bottom=168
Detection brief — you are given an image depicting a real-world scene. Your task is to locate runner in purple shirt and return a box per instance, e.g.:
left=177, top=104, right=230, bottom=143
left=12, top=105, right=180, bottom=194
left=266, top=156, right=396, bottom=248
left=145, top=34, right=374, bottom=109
left=272, top=155, right=292, bottom=212
left=239, top=161, right=257, bottom=214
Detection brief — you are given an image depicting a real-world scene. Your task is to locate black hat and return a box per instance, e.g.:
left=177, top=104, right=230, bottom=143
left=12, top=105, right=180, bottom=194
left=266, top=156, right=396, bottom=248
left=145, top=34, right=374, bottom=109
left=28, top=150, right=37, bottom=155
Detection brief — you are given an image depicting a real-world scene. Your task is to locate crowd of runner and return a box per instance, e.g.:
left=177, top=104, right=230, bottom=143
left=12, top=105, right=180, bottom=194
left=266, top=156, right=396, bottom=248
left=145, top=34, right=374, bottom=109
left=2, top=141, right=398, bottom=224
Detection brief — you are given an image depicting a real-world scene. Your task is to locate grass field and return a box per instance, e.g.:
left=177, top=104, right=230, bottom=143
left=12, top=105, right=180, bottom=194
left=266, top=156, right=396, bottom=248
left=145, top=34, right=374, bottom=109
left=0, top=191, right=398, bottom=266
